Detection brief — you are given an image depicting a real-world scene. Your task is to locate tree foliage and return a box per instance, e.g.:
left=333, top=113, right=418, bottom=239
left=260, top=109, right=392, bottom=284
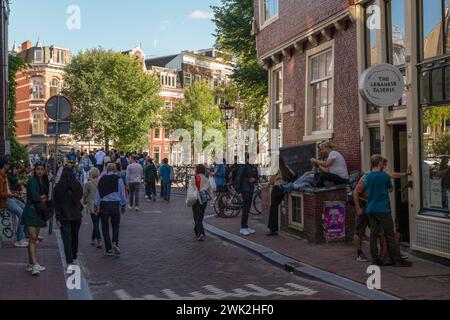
left=7, top=54, right=28, bottom=164
left=163, top=81, right=224, bottom=140
left=212, top=0, right=269, bottom=128
left=63, top=48, right=163, bottom=151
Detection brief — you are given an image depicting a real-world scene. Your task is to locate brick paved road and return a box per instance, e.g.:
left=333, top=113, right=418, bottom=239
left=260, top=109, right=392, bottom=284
left=76, top=187, right=362, bottom=300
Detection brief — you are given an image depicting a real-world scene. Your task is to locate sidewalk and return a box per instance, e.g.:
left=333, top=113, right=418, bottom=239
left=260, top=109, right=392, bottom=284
left=204, top=214, right=450, bottom=300
left=0, top=227, right=68, bottom=300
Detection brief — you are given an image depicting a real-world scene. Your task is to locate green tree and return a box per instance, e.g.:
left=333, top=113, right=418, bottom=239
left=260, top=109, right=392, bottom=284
left=212, top=0, right=269, bottom=128
left=63, top=48, right=162, bottom=151
left=163, top=81, right=224, bottom=142
left=8, top=54, right=28, bottom=164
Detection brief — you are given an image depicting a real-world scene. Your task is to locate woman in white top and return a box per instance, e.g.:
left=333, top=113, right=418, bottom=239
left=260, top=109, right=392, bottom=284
left=189, top=164, right=212, bottom=241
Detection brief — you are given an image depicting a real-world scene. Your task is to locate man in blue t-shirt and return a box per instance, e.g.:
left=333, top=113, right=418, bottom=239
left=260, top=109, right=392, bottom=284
left=355, top=155, right=412, bottom=268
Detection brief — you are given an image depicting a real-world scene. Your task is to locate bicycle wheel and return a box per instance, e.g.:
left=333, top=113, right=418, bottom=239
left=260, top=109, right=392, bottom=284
left=250, top=190, right=262, bottom=215
left=213, top=193, right=225, bottom=218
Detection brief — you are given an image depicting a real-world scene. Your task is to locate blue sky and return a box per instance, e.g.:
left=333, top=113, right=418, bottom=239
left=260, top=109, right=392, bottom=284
left=8, top=0, right=221, bottom=57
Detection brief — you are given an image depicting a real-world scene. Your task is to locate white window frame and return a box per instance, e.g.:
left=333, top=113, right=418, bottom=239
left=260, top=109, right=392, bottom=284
left=288, top=193, right=304, bottom=231
left=165, top=101, right=173, bottom=110
left=304, top=41, right=335, bottom=142
left=154, top=128, right=162, bottom=140
left=32, top=110, right=45, bottom=135
left=269, top=62, right=283, bottom=149
left=34, top=49, right=43, bottom=63
left=49, top=78, right=60, bottom=97
left=259, top=0, right=279, bottom=30
left=32, top=77, right=45, bottom=100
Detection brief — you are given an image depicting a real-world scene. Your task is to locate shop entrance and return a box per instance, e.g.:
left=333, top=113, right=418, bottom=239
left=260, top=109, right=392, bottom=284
left=392, top=124, right=410, bottom=242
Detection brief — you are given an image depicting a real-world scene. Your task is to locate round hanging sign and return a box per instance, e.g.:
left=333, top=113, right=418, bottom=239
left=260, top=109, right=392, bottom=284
left=359, top=63, right=405, bottom=108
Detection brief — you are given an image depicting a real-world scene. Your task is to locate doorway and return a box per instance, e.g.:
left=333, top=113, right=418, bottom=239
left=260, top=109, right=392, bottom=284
left=392, top=125, right=409, bottom=242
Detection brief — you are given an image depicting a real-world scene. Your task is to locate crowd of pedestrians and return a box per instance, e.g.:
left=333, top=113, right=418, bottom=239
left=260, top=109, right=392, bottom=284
left=0, top=148, right=177, bottom=277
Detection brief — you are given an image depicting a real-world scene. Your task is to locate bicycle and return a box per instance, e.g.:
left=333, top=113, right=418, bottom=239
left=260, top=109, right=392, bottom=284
left=250, top=183, right=262, bottom=216
left=212, top=184, right=243, bottom=218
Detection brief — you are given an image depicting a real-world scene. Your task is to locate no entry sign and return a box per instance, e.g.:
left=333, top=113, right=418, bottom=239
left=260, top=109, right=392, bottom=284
left=45, top=95, right=72, bottom=121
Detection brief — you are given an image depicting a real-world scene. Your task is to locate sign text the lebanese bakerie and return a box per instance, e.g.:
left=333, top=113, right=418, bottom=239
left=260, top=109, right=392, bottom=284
left=359, top=63, right=405, bottom=108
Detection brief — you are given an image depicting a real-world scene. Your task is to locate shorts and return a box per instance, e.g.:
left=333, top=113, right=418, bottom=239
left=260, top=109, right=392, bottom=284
left=355, top=212, right=369, bottom=237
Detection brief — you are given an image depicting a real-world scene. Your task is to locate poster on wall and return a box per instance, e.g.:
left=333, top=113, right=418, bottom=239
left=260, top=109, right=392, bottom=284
left=430, top=178, right=443, bottom=209
left=323, top=201, right=346, bottom=240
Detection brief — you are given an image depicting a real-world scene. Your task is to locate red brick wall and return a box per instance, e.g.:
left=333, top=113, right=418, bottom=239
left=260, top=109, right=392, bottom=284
left=281, top=23, right=361, bottom=173
left=254, top=0, right=350, bottom=57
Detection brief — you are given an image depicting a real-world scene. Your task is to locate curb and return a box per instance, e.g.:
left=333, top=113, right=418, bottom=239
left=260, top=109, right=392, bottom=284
left=204, top=223, right=401, bottom=301
left=54, top=229, right=94, bottom=300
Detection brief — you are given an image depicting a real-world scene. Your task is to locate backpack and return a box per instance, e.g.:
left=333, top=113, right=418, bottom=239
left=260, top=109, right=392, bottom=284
left=346, top=171, right=366, bottom=206
left=120, top=156, right=128, bottom=170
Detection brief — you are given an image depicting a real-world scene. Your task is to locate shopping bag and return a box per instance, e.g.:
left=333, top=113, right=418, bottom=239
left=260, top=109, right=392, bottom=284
left=186, top=183, right=198, bottom=207
left=209, top=176, right=217, bottom=192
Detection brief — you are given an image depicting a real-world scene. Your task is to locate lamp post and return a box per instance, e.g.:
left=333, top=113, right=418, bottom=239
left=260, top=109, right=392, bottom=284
left=219, top=101, right=235, bottom=163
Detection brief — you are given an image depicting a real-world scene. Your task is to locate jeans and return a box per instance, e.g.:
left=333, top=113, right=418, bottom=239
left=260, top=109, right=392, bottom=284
left=161, top=181, right=172, bottom=202
left=60, top=219, right=82, bottom=264
left=128, top=182, right=141, bottom=207
left=368, top=213, right=400, bottom=263
left=193, top=201, right=207, bottom=236
left=315, top=172, right=348, bottom=187
left=6, top=198, right=26, bottom=241
left=145, top=181, right=156, bottom=199
left=90, top=214, right=101, bottom=240
left=241, top=191, right=253, bottom=229
left=100, top=201, right=121, bottom=252
left=268, top=186, right=285, bottom=232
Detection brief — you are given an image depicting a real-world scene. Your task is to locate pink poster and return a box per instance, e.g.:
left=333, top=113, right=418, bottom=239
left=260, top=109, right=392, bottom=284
left=324, top=201, right=346, bottom=239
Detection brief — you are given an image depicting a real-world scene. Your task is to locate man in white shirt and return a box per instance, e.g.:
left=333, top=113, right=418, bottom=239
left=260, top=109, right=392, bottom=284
left=310, top=142, right=349, bottom=187
left=95, top=148, right=106, bottom=172
left=126, top=155, right=143, bottom=211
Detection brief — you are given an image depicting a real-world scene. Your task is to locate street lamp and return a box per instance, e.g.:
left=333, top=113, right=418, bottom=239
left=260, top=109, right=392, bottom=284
left=219, top=101, right=235, bottom=163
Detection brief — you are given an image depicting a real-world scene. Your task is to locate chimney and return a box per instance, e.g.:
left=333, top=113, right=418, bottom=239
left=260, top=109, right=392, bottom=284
left=21, top=40, right=32, bottom=51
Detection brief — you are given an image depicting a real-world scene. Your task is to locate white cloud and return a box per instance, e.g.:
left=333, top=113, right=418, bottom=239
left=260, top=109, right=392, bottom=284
left=189, top=10, right=214, bottom=20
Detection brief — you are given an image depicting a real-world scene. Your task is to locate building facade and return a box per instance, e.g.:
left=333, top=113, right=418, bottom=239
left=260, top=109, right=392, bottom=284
left=352, top=0, right=450, bottom=260
left=255, top=0, right=450, bottom=260
left=13, top=40, right=72, bottom=155
left=0, top=0, right=9, bottom=156
left=145, top=49, right=234, bottom=165
left=254, top=0, right=359, bottom=237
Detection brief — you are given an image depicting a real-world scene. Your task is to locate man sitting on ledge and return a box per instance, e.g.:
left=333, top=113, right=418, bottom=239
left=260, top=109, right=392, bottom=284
left=310, top=142, right=349, bottom=188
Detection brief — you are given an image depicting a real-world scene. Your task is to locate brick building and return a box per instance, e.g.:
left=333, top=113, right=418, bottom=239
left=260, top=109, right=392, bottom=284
left=256, top=0, right=450, bottom=260
left=13, top=40, right=72, bottom=155
left=145, top=48, right=234, bottom=165
left=254, top=0, right=358, bottom=239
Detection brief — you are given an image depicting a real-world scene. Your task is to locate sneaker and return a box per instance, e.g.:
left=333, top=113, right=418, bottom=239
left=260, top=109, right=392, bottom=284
left=128, top=205, right=133, bottom=210
left=246, top=228, right=256, bottom=234
left=26, top=264, right=46, bottom=272
left=38, top=235, right=44, bottom=241
left=135, top=207, right=140, bottom=211
left=104, top=251, right=115, bottom=256
left=96, top=240, right=103, bottom=249
left=394, top=259, right=413, bottom=267
left=240, top=228, right=251, bottom=236
left=144, top=195, right=148, bottom=199
left=356, top=253, right=369, bottom=262
left=147, top=199, right=152, bottom=202
left=31, top=265, right=40, bottom=277
left=401, top=254, right=409, bottom=260
left=14, top=240, right=29, bottom=248
left=197, top=234, right=205, bottom=242
left=112, top=244, right=121, bottom=255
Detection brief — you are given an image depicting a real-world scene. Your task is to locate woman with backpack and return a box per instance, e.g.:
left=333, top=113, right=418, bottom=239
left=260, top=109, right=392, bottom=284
left=187, top=164, right=212, bottom=242
left=54, top=167, right=84, bottom=267
left=21, top=162, right=50, bottom=276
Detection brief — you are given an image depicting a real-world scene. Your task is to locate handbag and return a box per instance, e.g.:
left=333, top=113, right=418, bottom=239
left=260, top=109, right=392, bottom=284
left=34, top=200, right=54, bottom=222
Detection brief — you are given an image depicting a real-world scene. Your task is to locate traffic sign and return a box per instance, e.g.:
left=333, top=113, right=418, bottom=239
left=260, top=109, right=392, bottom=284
left=47, top=121, right=71, bottom=135
left=45, top=95, right=72, bottom=121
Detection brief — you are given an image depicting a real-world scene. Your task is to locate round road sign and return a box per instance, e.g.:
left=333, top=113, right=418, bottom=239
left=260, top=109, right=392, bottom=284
left=45, top=95, right=72, bottom=121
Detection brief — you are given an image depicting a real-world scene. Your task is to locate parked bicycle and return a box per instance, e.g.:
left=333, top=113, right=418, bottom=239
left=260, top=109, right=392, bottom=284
left=212, top=184, right=243, bottom=218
